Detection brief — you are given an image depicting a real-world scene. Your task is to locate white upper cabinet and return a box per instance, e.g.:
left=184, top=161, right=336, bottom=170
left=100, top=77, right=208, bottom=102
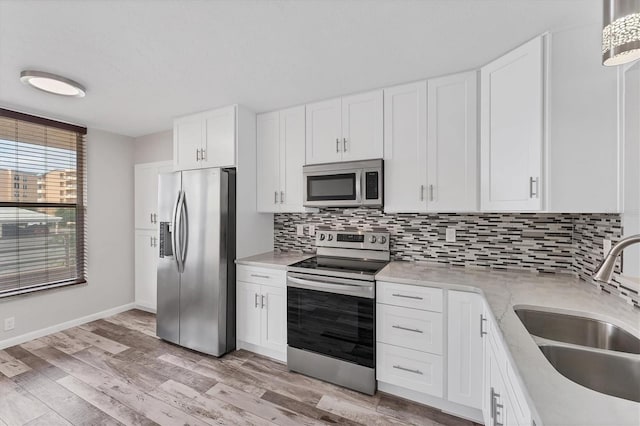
left=256, top=111, right=281, bottom=212
left=279, top=106, right=307, bottom=211
left=174, top=105, right=236, bottom=171
left=427, top=71, right=478, bottom=212
left=341, top=90, right=384, bottom=162
left=306, top=91, right=383, bottom=164
left=257, top=105, right=307, bottom=213
left=384, top=74, right=477, bottom=214
left=383, top=81, right=428, bottom=213
left=481, top=36, right=544, bottom=211
left=305, top=98, right=342, bottom=164
left=135, top=161, right=173, bottom=230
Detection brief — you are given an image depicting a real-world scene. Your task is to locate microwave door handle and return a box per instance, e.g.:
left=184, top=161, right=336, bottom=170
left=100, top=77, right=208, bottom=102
left=355, top=170, right=363, bottom=203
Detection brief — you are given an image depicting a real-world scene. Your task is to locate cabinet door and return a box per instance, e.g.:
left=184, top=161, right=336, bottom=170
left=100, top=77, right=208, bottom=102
left=428, top=72, right=478, bottom=212
left=447, top=291, right=483, bottom=409
left=256, top=112, right=281, bottom=213
left=174, top=115, right=203, bottom=171
left=481, top=36, right=543, bottom=211
left=134, top=165, right=157, bottom=230
left=203, top=106, right=236, bottom=167
left=279, top=106, right=307, bottom=212
left=135, top=230, right=158, bottom=311
left=341, top=90, right=383, bottom=161
left=305, top=98, right=342, bottom=164
left=260, top=285, right=287, bottom=353
left=383, top=81, right=428, bottom=213
left=237, top=281, right=262, bottom=346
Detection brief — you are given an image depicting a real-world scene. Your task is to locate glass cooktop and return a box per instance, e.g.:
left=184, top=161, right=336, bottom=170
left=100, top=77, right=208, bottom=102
left=289, top=256, right=389, bottom=278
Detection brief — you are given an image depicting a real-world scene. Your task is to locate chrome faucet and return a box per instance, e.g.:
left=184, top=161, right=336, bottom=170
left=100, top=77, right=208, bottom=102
left=593, top=234, right=640, bottom=283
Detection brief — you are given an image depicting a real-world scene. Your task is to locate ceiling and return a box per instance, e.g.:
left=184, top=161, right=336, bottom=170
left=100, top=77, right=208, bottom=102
left=0, top=0, right=600, bottom=137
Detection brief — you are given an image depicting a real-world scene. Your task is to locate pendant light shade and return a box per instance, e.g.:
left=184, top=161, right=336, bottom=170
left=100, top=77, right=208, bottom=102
left=603, top=0, right=640, bottom=66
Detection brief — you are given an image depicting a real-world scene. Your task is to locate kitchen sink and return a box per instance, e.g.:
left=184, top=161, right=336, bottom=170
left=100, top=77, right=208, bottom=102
left=540, top=345, right=640, bottom=403
left=514, top=308, right=640, bottom=354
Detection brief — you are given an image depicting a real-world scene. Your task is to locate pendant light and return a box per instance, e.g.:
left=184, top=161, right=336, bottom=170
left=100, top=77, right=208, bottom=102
left=20, top=70, right=86, bottom=97
left=603, top=0, right=640, bottom=66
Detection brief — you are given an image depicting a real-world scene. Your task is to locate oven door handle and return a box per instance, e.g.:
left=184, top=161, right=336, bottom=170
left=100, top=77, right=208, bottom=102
left=287, top=276, right=374, bottom=299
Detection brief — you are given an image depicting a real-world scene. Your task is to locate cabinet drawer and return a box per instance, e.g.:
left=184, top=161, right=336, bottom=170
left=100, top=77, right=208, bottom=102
left=237, top=265, right=286, bottom=287
left=377, top=282, right=443, bottom=312
left=376, top=343, right=443, bottom=397
left=377, top=304, right=443, bottom=354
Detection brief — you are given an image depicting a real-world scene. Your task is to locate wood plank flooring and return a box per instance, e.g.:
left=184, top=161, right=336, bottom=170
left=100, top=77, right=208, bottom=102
left=0, top=310, right=480, bottom=426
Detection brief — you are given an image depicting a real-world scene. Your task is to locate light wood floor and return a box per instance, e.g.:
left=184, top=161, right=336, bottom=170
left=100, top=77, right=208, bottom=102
left=0, top=309, right=480, bottom=426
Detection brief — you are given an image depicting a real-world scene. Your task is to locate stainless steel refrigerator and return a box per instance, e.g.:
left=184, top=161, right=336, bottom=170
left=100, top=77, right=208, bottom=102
left=156, top=167, right=236, bottom=357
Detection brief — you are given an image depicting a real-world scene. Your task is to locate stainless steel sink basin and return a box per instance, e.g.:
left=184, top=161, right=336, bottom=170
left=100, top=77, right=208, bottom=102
left=540, top=345, right=640, bottom=402
left=515, top=308, right=640, bottom=354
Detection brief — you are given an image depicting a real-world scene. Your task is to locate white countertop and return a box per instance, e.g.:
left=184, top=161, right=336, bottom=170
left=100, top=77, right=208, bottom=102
left=235, top=251, right=313, bottom=270
left=376, top=261, right=640, bottom=426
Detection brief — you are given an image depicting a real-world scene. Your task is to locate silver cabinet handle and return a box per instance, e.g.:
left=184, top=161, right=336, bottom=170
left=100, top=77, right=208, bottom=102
left=150, top=236, right=154, bottom=247
left=392, top=325, right=423, bottom=334
left=429, top=184, right=434, bottom=201
left=529, top=176, right=539, bottom=198
left=251, top=274, right=270, bottom=279
left=254, top=293, right=259, bottom=308
left=495, top=403, right=504, bottom=426
left=201, top=148, right=206, bottom=161
left=393, top=365, right=423, bottom=375
left=196, top=148, right=201, bottom=162
left=261, top=294, right=266, bottom=308
left=280, top=191, right=284, bottom=204
left=392, top=293, right=423, bottom=300
left=274, top=191, right=278, bottom=204
left=420, top=185, right=425, bottom=201
left=480, top=314, right=488, bottom=337
left=343, top=138, right=347, bottom=152
left=336, top=138, right=340, bottom=153
left=150, top=213, right=154, bottom=224
left=153, top=213, right=157, bottom=223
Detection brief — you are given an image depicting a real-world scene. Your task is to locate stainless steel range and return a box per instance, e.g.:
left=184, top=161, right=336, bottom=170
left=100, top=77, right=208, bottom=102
left=286, top=230, right=390, bottom=395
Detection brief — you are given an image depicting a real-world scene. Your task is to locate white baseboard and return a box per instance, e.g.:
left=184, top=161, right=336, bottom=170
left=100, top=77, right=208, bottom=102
left=0, top=303, right=136, bottom=350
left=134, top=302, right=156, bottom=314
left=236, top=340, right=286, bottom=363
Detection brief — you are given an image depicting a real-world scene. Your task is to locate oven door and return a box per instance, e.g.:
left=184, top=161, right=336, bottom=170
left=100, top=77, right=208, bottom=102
left=303, top=170, right=362, bottom=207
left=287, top=273, right=375, bottom=368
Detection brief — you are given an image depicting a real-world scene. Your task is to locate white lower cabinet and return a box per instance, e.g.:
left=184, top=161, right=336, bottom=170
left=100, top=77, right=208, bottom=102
left=447, top=291, right=484, bottom=409
left=377, top=283, right=533, bottom=425
left=134, top=230, right=159, bottom=312
left=236, top=265, right=287, bottom=362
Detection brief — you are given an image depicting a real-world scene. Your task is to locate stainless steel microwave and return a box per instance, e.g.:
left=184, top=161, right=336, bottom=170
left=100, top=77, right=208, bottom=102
left=303, top=159, right=383, bottom=208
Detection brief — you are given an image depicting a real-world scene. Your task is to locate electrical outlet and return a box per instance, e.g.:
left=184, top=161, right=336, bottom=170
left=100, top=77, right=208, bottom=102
left=603, top=239, right=612, bottom=255
left=4, top=317, right=15, bottom=331
left=446, top=228, right=456, bottom=243
left=308, top=225, right=316, bottom=236
left=296, top=224, right=305, bottom=236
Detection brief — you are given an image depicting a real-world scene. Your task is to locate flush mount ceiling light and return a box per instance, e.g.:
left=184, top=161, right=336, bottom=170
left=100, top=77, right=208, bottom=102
left=603, top=0, right=640, bottom=66
left=20, top=70, right=86, bottom=97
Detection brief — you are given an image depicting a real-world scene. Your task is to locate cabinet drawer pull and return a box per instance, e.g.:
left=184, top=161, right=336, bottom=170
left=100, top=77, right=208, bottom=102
left=261, top=294, right=266, bottom=308
left=393, top=365, right=423, bottom=375
left=529, top=176, right=539, bottom=198
left=480, top=314, right=488, bottom=337
left=429, top=184, right=434, bottom=201
left=280, top=191, right=284, bottom=204
left=196, top=149, right=201, bottom=161
left=201, top=149, right=206, bottom=161
left=392, top=325, right=423, bottom=334
left=336, top=138, right=340, bottom=153
left=254, top=293, right=259, bottom=308
left=251, top=274, right=270, bottom=279
left=274, top=191, right=278, bottom=204
left=343, top=138, right=347, bottom=152
left=420, top=185, right=425, bottom=201
left=392, top=293, right=423, bottom=300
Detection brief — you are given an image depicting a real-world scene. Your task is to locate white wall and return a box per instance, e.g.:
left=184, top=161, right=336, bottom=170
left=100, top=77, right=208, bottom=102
left=623, top=62, right=640, bottom=279
left=134, top=129, right=172, bottom=164
left=0, top=128, right=135, bottom=347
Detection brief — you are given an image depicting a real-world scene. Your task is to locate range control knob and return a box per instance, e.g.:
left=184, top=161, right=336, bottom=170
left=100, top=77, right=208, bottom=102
left=328, top=234, right=334, bottom=241
left=369, top=235, right=377, bottom=243
left=319, top=233, right=326, bottom=241
left=379, top=236, right=387, bottom=244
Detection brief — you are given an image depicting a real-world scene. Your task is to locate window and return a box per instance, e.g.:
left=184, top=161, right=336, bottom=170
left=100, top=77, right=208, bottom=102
left=0, top=109, right=87, bottom=297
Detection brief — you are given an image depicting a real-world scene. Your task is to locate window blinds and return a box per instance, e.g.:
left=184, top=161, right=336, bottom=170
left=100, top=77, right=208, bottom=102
left=0, top=109, right=87, bottom=297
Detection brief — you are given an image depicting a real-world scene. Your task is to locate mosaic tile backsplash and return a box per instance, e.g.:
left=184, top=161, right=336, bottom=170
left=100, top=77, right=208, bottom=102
left=274, top=210, right=637, bottom=307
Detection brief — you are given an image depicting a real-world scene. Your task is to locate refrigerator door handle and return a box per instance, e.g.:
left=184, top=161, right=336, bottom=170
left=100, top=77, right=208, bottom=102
left=179, top=191, right=189, bottom=270
left=171, top=190, right=181, bottom=270
left=174, top=190, right=186, bottom=273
